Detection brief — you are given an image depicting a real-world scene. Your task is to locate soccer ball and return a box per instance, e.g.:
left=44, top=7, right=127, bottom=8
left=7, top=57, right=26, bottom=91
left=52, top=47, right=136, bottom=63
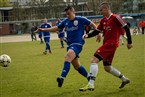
left=0, top=54, right=11, bottom=67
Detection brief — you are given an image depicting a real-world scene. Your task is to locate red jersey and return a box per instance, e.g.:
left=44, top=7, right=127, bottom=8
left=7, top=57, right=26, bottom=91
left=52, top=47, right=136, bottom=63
left=119, top=27, right=125, bottom=35
left=97, top=14, right=126, bottom=47
left=139, top=20, right=145, bottom=27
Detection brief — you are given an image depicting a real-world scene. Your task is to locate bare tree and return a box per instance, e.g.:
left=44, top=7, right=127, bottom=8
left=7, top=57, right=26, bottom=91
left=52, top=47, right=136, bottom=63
left=29, top=0, right=66, bottom=19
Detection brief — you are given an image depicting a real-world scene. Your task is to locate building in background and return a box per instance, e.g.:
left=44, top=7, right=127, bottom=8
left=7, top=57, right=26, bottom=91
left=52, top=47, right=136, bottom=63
left=0, top=0, right=145, bottom=35
left=0, top=0, right=12, bottom=22
left=1, top=0, right=145, bottom=22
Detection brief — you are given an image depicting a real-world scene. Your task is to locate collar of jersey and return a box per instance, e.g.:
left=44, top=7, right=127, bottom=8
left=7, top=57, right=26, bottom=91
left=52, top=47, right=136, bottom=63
left=69, top=17, right=76, bottom=21
left=106, top=13, right=113, bottom=20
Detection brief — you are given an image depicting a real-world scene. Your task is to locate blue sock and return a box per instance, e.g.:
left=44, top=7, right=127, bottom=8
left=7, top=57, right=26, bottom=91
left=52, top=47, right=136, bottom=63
left=61, top=61, right=71, bottom=79
left=77, top=65, right=88, bottom=78
left=60, top=40, right=64, bottom=47
left=46, top=43, right=50, bottom=51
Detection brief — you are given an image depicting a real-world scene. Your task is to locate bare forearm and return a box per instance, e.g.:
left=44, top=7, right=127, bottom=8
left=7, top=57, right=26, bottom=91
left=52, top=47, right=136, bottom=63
left=42, top=26, right=59, bottom=32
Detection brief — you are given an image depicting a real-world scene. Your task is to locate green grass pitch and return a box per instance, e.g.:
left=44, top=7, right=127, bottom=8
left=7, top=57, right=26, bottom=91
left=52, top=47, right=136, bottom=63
left=0, top=35, right=144, bottom=97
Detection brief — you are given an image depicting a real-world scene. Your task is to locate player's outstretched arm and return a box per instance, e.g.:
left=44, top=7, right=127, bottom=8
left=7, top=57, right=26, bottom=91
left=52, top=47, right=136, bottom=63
left=89, top=21, right=97, bottom=30
left=89, top=21, right=102, bottom=42
left=123, top=25, right=133, bottom=49
left=82, top=30, right=100, bottom=40
left=88, top=30, right=100, bottom=38
left=36, top=26, right=59, bottom=33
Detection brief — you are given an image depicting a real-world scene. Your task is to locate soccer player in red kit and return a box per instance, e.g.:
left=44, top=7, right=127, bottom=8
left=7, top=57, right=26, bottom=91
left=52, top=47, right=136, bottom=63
left=80, top=2, right=133, bottom=91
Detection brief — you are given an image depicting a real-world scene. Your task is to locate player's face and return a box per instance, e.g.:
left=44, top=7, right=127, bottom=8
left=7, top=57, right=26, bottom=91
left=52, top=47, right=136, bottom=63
left=99, top=6, right=108, bottom=16
left=43, top=19, right=47, bottom=24
left=66, top=10, right=74, bottom=19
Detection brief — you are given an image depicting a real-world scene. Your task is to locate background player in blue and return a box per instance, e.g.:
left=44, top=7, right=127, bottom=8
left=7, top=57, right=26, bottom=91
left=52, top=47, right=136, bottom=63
left=56, top=18, right=65, bottom=48
left=38, top=31, right=44, bottom=44
left=36, top=6, right=97, bottom=87
left=40, top=18, right=52, bottom=54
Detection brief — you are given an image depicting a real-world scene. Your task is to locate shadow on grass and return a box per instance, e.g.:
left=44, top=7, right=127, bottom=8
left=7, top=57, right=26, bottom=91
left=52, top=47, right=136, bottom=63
left=94, top=89, right=135, bottom=97
left=50, top=88, right=135, bottom=97
left=49, top=90, right=74, bottom=97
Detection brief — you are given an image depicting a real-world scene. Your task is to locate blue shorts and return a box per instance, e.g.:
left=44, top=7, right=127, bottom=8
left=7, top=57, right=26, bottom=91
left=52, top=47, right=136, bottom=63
left=38, top=32, right=43, bottom=38
left=58, top=32, right=64, bottom=38
left=67, top=44, right=83, bottom=58
left=39, top=34, right=42, bottom=38
left=44, top=37, right=50, bottom=43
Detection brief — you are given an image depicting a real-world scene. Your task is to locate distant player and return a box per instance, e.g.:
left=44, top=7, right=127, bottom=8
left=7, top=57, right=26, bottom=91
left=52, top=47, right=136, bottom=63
left=40, top=18, right=52, bottom=54
left=56, top=18, right=65, bottom=48
left=139, top=20, right=145, bottom=34
left=30, top=26, right=37, bottom=41
left=80, top=2, right=133, bottom=91
left=36, top=6, right=98, bottom=88
left=38, top=31, right=44, bottom=44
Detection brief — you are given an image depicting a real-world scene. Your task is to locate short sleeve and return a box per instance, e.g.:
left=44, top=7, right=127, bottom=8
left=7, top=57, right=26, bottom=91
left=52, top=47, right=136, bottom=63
left=40, top=24, right=43, bottom=28
left=115, top=15, right=127, bottom=27
left=57, top=19, right=66, bottom=29
left=48, top=24, right=51, bottom=28
left=80, top=16, right=91, bottom=26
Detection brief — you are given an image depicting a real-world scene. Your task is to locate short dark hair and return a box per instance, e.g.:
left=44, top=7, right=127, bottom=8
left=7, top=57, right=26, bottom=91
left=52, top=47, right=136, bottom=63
left=99, top=2, right=110, bottom=9
left=64, top=6, right=75, bottom=12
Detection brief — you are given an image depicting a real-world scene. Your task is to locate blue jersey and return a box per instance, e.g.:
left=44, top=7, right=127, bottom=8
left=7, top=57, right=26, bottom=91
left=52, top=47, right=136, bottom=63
left=40, top=23, right=51, bottom=38
left=57, top=16, right=91, bottom=46
left=56, top=21, right=63, bottom=32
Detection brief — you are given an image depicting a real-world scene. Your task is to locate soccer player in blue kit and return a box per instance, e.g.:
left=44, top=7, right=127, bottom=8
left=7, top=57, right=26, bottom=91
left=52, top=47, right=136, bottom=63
left=56, top=18, right=65, bottom=48
left=40, top=18, right=52, bottom=54
left=36, top=6, right=97, bottom=87
left=38, top=31, right=44, bottom=44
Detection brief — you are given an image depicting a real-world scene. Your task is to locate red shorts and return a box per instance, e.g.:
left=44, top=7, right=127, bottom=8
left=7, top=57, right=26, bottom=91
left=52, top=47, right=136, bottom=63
left=94, top=43, right=117, bottom=65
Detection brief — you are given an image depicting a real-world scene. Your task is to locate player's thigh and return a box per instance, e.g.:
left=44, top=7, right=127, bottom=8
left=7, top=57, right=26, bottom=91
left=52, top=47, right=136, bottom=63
left=44, top=38, right=50, bottom=43
left=91, top=56, right=100, bottom=63
left=60, top=37, right=64, bottom=41
left=71, top=58, right=80, bottom=69
left=65, top=49, right=76, bottom=62
left=67, top=45, right=82, bottom=59
left=95, top=43, right=116, bottom=62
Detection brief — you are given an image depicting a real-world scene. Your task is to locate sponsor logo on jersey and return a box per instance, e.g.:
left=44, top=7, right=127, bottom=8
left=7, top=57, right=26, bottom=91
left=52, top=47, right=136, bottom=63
left=66, top=26, right=78, bottom=31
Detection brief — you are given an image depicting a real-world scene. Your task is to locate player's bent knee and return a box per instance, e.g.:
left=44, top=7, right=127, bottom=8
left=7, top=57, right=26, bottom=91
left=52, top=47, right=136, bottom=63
left=72, top=62, right=80, bottom=70
left=104, top=66, right=112, bottom=72
left=71, top=59, right=80, bottom=70
left=65, top=55, right=72, bottom=62
left=65, top=52, right=76, bottom=62
left=60, top=38, right=63, bottom=41
left=73, top=65, right=80, bottom=70
left=90, top=56, right=100, bottom=63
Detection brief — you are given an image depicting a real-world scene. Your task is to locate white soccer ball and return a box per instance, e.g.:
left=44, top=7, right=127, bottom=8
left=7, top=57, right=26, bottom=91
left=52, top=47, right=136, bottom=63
left=0, top=54, right=11, bottom=67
